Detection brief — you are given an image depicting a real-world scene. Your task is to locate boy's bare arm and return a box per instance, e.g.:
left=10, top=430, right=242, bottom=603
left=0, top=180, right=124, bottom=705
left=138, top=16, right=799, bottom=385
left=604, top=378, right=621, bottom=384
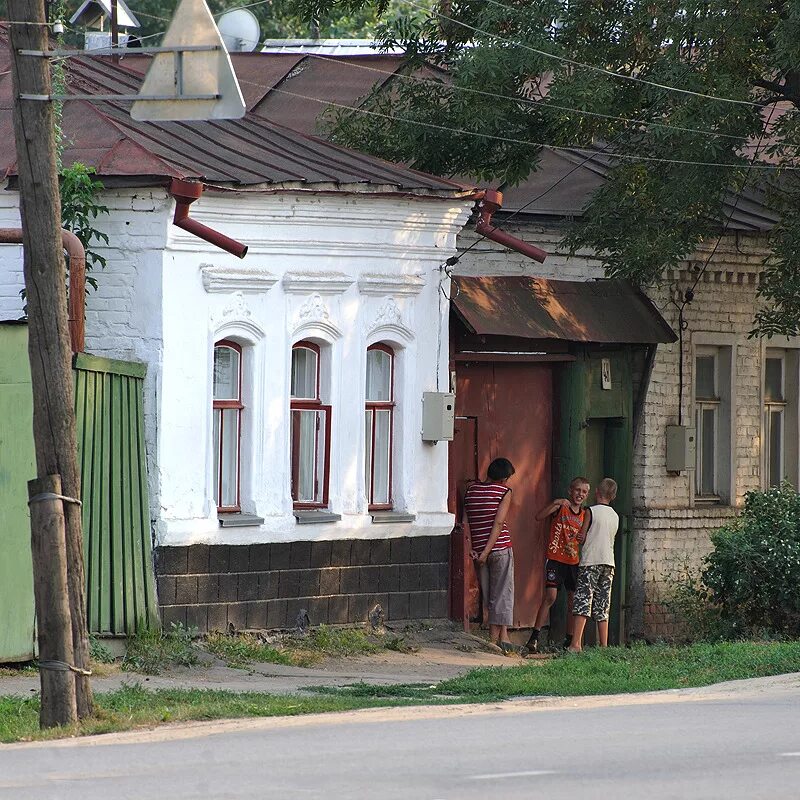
left=535, top=498, right=569, bottom=521
left=477, top=490, right=513, bottom=564
left=577, top=508, right=592, bottom=544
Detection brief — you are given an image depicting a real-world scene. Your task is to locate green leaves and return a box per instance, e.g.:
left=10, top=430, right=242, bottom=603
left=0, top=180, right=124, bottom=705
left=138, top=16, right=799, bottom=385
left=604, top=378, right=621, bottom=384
left=60, top=162, right=109, bottom=290
left=702, top=482, right=800, bottom=637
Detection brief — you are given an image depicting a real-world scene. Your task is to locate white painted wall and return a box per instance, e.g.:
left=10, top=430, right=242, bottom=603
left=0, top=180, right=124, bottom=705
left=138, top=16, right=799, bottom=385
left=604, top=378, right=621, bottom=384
left=155, top=190, right=473, bottom=546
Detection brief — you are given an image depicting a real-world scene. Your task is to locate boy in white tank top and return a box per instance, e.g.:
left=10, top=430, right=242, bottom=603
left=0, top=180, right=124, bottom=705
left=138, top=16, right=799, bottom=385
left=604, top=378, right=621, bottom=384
left=568, top=478, right=619, bottom=653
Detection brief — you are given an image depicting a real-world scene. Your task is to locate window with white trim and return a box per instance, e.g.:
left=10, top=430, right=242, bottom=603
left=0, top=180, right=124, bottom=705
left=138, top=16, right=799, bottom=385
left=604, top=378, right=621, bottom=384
left=290, top=341, right=331, bottom=508
left=365, top=344, right=395, bottom=509
left=213, top=340, right=243, bottom=512
left=694, top=345, right=732, bottom=503
left=764, top=349, right=799, bottom=489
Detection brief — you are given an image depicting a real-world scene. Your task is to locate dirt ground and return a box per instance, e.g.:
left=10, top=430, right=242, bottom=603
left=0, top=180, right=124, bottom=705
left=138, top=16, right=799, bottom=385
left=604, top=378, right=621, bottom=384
left=0, top=622, right=536, bottom=698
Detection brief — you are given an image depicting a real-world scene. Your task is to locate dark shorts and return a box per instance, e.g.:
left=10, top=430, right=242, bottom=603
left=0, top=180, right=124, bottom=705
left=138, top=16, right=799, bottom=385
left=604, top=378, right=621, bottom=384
left=545, top=559, right=578, bottom=592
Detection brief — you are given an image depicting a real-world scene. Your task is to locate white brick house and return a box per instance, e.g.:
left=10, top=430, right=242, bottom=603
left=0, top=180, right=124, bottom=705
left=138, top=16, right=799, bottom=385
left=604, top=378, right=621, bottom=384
left=0, top=39, right=480, bottom=631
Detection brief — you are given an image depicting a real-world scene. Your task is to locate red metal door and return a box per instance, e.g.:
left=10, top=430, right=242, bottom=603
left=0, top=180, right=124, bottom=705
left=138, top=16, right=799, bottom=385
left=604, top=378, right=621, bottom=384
left=449, top=362, right=553, bottom=628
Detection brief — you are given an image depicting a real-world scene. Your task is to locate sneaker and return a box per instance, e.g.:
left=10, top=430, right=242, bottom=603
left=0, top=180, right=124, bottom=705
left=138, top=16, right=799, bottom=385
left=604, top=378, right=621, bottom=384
left=521, top=637, right=539, bottom=657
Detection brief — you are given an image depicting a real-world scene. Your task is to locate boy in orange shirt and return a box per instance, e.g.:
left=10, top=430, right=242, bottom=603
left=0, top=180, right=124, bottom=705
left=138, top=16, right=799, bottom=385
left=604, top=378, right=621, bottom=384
left=523, top=476, right=589, bottom=655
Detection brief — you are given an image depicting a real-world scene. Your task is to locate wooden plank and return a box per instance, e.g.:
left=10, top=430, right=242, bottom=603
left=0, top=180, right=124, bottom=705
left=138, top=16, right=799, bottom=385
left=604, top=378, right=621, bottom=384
left=119, top=374, right=135, bottom=633
left=135, top=382, right=160, bottom=628
left=110, top=372, right=125, bottom=634
left=126, top=377, right=147, bottom=628
left=73, top=352, right=146, bottom=379
left=99, top=372, right=113, bottom=634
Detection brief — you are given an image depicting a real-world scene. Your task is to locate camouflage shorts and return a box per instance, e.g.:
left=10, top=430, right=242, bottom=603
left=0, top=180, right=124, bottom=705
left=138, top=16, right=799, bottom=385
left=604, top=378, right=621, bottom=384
left=573, top=564, right=615, bottom=621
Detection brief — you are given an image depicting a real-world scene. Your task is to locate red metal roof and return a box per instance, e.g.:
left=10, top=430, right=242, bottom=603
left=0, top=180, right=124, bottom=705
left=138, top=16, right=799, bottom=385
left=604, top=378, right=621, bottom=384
left=0, top=28, right=475, bottom=196
left=453, top=276, right=677, bottom=344
left=226, top=50, right=779, bottom=232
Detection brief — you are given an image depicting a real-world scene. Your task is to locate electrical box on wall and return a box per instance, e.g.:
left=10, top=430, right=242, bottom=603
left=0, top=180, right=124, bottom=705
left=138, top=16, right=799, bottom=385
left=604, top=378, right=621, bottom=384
left=422, top=392, right=455, bottom=442
left=666, top=425, right=696, bottom=472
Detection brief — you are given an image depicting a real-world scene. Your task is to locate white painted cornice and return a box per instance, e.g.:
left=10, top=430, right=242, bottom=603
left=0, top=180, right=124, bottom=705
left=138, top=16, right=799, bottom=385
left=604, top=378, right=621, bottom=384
left=201, top=264, right=279, bottom=293
left=358, top=272, right=426, bottom=296
left=282, top=271, right=354, bottom=295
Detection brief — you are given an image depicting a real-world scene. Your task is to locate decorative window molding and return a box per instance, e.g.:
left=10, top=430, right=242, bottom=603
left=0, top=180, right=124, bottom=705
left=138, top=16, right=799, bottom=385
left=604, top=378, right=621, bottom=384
left=293, top=293, right=342, bottom=341
left=201, top=264, right=278, bottom=293
left=364, top=297, right=414, bottom=343
left=282, top=271, right=354, bottom=295
left=212, top=291, right=266, bottom=341
left=358, top=272, right=425, bottom=296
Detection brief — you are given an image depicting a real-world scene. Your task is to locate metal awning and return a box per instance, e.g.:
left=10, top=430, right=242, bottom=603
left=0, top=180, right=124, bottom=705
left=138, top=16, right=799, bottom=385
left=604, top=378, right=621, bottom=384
left=452, top=276, right=677, bottom=344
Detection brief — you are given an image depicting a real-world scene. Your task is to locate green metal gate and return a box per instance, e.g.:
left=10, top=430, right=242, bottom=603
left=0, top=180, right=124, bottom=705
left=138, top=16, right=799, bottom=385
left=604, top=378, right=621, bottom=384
left=74, top=353, right=159, bottom=635
left=0, top=323, right=158, bottom=661
left=0, top=322, right=36, bottom=662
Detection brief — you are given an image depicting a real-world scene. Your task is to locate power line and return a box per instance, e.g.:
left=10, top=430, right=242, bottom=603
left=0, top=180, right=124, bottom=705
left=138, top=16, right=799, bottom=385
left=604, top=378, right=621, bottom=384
left=296, top=52, right=757, bottom=144
left=404, top=0, right=784, bottom=111
left=246, top=81, right=795, bottom=170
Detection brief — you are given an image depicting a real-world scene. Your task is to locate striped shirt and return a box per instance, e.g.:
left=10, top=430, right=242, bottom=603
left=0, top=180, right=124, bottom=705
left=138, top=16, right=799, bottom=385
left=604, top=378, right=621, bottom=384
left=463, top=481, right=512, bottom=553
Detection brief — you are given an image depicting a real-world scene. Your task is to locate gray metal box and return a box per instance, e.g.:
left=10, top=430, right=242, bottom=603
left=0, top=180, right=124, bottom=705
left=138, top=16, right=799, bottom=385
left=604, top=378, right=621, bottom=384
left=666, top=424, right=696, bottom=472
left=421, top=392, right=455, bottom=441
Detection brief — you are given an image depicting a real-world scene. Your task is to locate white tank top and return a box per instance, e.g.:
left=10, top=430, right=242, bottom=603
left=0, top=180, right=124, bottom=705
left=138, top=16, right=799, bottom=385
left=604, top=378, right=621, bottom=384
left=580, top=504, right=620, bottom=567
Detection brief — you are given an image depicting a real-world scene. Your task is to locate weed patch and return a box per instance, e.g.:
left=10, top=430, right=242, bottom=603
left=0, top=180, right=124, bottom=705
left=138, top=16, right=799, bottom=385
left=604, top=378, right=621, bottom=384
left=123, top=623, right=198, bottom=675
left=204, top=626, right=385, bottom=669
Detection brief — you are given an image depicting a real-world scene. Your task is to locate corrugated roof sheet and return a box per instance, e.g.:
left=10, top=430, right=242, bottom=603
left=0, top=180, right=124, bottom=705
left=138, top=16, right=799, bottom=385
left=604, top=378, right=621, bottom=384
left=0, top=27, right=475, bottom=195
left=232, top=49, right=780, bottom=231
left=453, top=276, right=677, bottom=344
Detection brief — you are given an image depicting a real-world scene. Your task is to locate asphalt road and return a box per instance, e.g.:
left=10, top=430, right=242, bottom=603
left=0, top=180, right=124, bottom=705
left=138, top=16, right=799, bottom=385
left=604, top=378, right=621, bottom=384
left=2, top=682, right=800, bottom=800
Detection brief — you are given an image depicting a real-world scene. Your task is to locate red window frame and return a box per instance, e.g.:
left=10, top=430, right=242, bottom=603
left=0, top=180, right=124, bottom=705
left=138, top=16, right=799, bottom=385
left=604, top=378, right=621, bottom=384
left=213, top=340, right=243, bottom=513
left=290, top=341, right=332, bottom=509
left=365, top=343, right=395, bottom=510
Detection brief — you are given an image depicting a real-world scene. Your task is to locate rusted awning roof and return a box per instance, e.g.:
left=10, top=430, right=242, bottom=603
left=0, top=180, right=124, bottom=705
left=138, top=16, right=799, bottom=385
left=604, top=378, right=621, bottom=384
left=453, top=276, right=676, bottom=344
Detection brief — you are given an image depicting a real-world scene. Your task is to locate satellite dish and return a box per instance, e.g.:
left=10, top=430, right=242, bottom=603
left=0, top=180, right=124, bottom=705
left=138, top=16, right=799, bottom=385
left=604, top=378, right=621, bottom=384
left=217, top=8, right=261, bottom=53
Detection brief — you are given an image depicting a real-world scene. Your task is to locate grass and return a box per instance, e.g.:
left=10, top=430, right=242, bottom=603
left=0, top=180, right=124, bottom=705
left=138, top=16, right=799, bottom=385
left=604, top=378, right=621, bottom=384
left=122, top=623, right=199, bottom=675
left=0, top=684, right=429, bottom=743
left=204, top=625, right=385, bottom=669
left=311, top=640, right=800, bottom=701
left=2, top=640, right=799, bottom=743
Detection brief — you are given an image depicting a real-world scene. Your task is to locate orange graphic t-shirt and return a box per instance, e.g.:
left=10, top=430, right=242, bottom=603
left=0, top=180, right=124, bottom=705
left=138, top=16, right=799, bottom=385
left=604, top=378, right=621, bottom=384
left=547, top=504, right=586, bottom=566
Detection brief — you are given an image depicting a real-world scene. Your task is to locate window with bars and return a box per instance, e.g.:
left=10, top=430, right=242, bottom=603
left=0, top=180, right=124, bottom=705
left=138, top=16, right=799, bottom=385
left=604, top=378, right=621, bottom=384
left=213, top=340, right=243, bottom=512
left=290, top=341, right=331, bottom=508
left=365, top=344, right=395, bottom=509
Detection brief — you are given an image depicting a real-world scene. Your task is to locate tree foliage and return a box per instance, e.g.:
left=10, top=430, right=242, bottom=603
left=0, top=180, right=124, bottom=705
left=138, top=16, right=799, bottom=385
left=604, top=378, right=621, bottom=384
left=321, top=0, right=800, bottom=336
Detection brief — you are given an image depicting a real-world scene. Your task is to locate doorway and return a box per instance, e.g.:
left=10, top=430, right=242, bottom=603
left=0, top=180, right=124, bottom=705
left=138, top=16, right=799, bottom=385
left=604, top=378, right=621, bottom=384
left=449, top=361, right=553, bottom=628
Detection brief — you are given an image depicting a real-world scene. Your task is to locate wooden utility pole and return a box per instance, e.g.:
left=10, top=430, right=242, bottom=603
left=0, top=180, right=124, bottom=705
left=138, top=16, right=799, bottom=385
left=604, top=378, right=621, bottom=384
left=27, top=476, right=77, bottom=728
left=7, top=0, right=94, bottom=721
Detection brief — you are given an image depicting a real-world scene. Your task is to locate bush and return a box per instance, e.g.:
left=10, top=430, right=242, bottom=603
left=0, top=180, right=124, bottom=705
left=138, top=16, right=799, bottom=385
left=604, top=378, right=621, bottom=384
left=701, top=482, right=800, bottom=638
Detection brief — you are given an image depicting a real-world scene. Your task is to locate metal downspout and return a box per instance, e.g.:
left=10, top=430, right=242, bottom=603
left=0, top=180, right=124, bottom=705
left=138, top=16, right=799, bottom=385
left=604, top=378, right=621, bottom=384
left=0, top=227, right=86, bottom=353
left=475, top=190, right=548, bottom=263
left=169, top=179, right=248, bottom=259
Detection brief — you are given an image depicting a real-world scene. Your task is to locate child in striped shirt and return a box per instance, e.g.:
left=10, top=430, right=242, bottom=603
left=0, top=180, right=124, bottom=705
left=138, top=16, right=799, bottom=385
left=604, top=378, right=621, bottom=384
left=461, top=458, right=516, bottom=655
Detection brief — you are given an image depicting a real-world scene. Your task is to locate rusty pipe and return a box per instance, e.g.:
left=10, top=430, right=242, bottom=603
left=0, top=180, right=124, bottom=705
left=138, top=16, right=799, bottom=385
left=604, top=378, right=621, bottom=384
left=476, top=189, right=548, bottom=263
left=0, top=227, right=86, bottom=353
left=169, top=179, right=248, bottom=259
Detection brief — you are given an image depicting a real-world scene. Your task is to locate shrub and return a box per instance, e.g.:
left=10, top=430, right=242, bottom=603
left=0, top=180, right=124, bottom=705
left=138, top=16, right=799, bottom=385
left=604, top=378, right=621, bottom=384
left=701, top=482, right=800, bottom=638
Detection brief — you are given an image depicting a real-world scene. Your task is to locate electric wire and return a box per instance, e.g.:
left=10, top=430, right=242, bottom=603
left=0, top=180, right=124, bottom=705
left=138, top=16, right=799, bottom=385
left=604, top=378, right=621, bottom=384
left=403, top=0, right=783, bottom=111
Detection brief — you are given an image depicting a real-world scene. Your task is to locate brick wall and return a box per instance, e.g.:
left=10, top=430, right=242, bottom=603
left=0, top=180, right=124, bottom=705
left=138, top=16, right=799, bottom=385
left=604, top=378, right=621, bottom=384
left=155, top=535, right=449, bottom=632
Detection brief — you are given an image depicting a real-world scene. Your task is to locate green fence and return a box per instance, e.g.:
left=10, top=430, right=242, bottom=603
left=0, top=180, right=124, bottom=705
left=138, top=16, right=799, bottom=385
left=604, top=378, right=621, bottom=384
left=0, top=323, right=36, bottom=662
left=0, top=324, right=158, bottom=661
left=74, top=353, right=159, bottom=635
